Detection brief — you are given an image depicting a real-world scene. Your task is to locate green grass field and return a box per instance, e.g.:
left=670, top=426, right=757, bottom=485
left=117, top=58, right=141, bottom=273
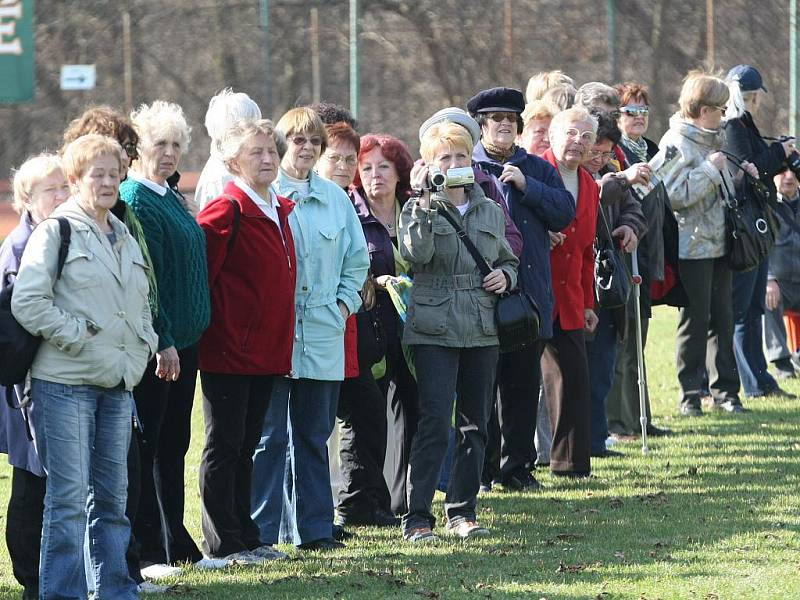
left=1, top=306, right=799, bottom=599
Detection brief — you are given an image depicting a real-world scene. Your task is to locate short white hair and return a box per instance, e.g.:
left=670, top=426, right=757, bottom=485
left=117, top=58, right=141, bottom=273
left=205, top=88, right=262, bottom=156
left=219, top=119, right=285, bottom=167
left=131, top=100, right=191, bottom=151
left=11, top=154, right=64, bottom=214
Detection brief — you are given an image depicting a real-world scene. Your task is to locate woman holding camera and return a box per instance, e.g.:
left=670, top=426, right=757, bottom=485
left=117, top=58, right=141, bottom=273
left=400, top=121, right=517, bottom=542
left=723, top=64, right=797, bottom=399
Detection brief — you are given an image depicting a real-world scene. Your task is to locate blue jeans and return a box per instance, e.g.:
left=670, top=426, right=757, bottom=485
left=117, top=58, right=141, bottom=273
left=251, top=378, right=340, bottom=545
left=31, top=379, right=136, bottom=600
left=732, top=262, right=778, bottom=396
left=586, top=308, right=619, bottom=454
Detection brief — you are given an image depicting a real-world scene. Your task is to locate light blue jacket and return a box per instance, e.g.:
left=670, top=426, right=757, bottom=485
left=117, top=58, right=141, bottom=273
left=273, top=170, right=369, bottom=380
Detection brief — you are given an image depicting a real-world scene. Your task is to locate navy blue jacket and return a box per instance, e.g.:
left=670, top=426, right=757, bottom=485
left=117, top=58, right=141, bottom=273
left=472, top=143, right=575, bottom=339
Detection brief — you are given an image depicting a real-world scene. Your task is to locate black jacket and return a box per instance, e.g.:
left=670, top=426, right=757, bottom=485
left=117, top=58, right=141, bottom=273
left=722, top=112, right=786, bottom=199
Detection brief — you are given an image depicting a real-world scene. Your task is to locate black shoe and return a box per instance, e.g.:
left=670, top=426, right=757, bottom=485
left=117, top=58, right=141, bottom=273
left=497, top=471, right=542, bottom=492
left=646, top=424, right=672, bottom=437
left=551, top=470, right=591, bottom=478
left=765, top=386, right=798, bottom=399
left=590, top=448, right=623, bottom=458
left=774, top=359, right=797, bottom=379
left=679, top=401, right=703, bottom=417
left=372, top=508, right=402, bottom=527
left=331, top=524, right=354, bottom=541
left=713, top=399, right=748, bottom=413
left=298, top=537, right=346, bottom=551
left=22, top=588, right=38, bottom=600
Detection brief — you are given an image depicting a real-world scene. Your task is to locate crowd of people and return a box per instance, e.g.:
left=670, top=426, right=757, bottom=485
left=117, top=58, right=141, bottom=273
left=1, top=62, right=798, bottom=599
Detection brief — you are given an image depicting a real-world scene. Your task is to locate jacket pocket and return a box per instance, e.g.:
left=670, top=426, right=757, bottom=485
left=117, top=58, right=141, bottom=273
left=476, top=295, right=497, bottom=336
left=475, top=223, right=501, bottom=264
left=315, top=224, right=346, bottom=276
left=131, top=256, right=151, bottom=299
left=432, top=221, right=458, bottom=258
left=410, top=293, right=451, bottom=335
left=62, top=249, right=99, bottom=290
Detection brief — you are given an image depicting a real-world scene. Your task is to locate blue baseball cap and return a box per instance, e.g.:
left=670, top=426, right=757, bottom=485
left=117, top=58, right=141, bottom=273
left=727, top=64, right=767, bottom=93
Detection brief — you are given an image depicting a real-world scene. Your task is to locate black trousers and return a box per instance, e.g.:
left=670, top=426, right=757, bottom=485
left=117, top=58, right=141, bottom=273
left=6, top=466, right=45, bottom=594
left=336, top=365, right=392, bottom=518
left=541, top=322, right=591, bottom=475
left=483, top=341, right=545, bottom=483
left=381, top=340, right=419, bottom=515
left=133, top=344, right=202, bottom=565
left=199, top=372, right=273, bottom=558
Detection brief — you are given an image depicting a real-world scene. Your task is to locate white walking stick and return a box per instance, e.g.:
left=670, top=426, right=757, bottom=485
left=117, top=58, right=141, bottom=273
left=630, top=248, right=649, bottom=454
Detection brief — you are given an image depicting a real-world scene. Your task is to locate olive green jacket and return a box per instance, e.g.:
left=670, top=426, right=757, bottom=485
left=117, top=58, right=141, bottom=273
left=399, top=184, right=518, bottom=348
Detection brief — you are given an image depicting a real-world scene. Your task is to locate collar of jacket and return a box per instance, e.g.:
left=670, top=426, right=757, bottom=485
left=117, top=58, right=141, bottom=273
left=669, top=112, right=725, bottom=149
left=473, top=141, right=528, bottom=169
left=275, top=169, right=331, bottom=204
left=9, top=212, right=35, bottom=263
left=223, top=180, right=294, bottom=222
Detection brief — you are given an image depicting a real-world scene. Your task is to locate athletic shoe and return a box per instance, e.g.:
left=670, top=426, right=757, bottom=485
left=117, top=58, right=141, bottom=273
left=445, top=517, right=490, bottom=538
left=404, top=527, right=438, bottom=543
left=250, top=544, right=288, bottom=560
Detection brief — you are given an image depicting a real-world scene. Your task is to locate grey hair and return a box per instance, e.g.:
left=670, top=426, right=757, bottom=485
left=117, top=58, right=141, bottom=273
left=205, top=89, right=262, bottom=156
left=574, top=82, right=620, bottom=111
left=130, top=100, right=192, bottom=151
left=723, top=78, right=759, bottom=121
left=219, top=118, right=286, bottom=167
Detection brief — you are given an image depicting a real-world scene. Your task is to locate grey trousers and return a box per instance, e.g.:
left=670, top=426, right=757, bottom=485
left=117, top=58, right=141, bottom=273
left=764, top=279, right=800, bottom=363
left=606, top=316, right=652, bottom=436
left=403, top=344, right=499, bottom=532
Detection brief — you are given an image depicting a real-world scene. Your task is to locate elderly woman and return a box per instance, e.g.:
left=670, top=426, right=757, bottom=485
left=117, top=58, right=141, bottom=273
left=401, top=121, right=517, bottom=542
left=469, top=87, right=574, bottom=491
left=519, top=100, right=557, bottom=157
left=723, top=65, right=797, bottom=399
left=581, top=114, right=647, bottom=457
left=658, top=71, right=746, bottom=415
left=196, top=119, right=294, bottom=563
left=195, top=89, right=262, bottom=211
left=323, top=130, right=412, bottom=527
left=120, top=101, right=210, bottom=567
left=539, top=106, right=600, bottom=477
left=251, top=107, right=369, bottom=551
left=0, top=154, right=68, bottom=599
left=12, top=134, right=157, bottom=599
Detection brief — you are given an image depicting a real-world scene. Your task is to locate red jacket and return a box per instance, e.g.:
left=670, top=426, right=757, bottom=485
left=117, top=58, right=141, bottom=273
left=197, top=181, right=296, bottom=374
left=542, top=149, right=598, bottom=331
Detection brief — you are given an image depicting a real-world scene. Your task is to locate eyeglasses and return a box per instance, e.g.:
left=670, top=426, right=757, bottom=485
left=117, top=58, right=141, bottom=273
left=290, top=135, right=323, bottom=147
left=706, top=105, right=727, bottom=113
left=620, top=106, right=649, bottom=117
left=486, top=112, right=518, bottom=123
left=587, top=149, right=615, bottom=160
left=564, top=128, right=597, bottom=143
left=121, top=142, right=138, bottom=160
left=323, top=152, right=357, bottom=167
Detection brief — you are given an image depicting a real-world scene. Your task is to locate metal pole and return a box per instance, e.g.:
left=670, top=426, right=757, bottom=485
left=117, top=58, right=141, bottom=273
left=631, top=249, right=649, bottom=455
left=260, top=0, right=271, bottom=112
left=706, top=0, right=715, bottom=67
left=792, top=0, right=798, bottom=138
left=311, top=5, right=320, bottom=103
left=349, top=0, right=359, bottom=119
left=607, top=0, right=617, bottom=82
left=122, top=8, right=133, bottom=112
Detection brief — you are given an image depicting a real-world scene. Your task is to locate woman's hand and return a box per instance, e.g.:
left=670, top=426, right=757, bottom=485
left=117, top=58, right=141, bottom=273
left=483, top=269, right=508, bottom=295
left=741, top=160, right=759, bottom=179
left=337, top=300, right=349, bottom=320
left=622, top=162, right=652, bottom=187
left=410, top=162, right=431, bottom=209
left=499, top=164, right=526, bottom=192
left=584, top=308, right=599, bottom=333
left=708, top=152, right=727, bottom=170
left=549, top=231, right=566, bottom=249
left=155, top=346, right=180, bottom=381
left=374, top=274, right=396, bottom=290
left=611, top=225, right=638, bottom=253
left=766, top=279, right=781, bottom=311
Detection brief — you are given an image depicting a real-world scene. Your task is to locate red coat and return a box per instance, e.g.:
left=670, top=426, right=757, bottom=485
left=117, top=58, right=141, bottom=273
left=197, top=181, right=296, bottom=374
left=542, top=149, right=598, bottom=331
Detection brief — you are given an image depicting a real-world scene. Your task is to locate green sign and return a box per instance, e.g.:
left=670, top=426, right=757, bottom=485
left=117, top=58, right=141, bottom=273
left=0, top=0, right=34, bottom=103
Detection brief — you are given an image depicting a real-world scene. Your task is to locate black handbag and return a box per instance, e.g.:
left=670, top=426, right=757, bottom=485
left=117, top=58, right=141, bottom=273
left=354, top=275, right=387, bottom=368
left=720, top=163, right=777, bottom=272
left=594, top=206, right=632, bottom=309
left=0, top=217, right=71, bottom=399
left=436, top=206, right=539, bottom=353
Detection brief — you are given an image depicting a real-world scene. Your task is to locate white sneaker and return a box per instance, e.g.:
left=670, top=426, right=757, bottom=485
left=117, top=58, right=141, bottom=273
left=221, top=551, right=267, bottom=566
left=249, top=544, right=289, bottom=560
left=141, top=563, right=183, bottom=580
left=138, top=581, right=170, bottom=594
left=193, top=557, right=230, bottom=570
left=605, top=436, right=617, bottom=449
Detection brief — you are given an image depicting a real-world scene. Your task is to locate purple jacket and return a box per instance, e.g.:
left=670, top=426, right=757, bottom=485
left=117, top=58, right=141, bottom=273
left=473, top=166, right=523, bottom=257
left=0, top=213, right=44, bottom=477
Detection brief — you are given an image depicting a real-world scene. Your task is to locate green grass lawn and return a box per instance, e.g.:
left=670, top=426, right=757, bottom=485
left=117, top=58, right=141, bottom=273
left=1, top=306, right=800, bottom=599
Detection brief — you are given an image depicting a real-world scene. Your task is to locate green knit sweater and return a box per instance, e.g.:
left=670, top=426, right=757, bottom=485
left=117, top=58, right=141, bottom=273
left=120, top=179, right=210, bottom=351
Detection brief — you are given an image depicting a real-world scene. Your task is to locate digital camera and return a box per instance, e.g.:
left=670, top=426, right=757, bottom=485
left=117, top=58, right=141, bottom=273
left=427, top=166, right=475, bottom=191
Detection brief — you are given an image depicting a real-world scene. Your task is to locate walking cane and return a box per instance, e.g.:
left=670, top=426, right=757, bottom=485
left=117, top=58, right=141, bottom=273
left=630, top=248, right=649, bottom=454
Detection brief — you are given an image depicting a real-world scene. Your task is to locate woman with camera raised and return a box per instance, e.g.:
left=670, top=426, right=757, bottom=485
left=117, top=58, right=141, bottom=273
left=722, top=64, right=798, bottom=398
left=399, top=121, right=518, bottom=543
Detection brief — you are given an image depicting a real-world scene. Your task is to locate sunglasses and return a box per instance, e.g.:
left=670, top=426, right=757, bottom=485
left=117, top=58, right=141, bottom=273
left=485, top=111, right=518, bottom=123
left=290, top=135, right=323, bottom=147
left=121, top=142, right=138, bottom=160
left=620, top=106, right=649, bottom=117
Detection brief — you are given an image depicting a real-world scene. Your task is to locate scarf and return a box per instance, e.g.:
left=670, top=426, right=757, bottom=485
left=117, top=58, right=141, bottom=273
left=621, top=135, right=649, bottom=164
left=483, top=141, right=517, bottom=163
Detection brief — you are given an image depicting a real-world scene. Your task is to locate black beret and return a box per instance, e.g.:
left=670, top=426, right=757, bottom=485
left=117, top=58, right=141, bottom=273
left=466, top=87, right=525, bottom=116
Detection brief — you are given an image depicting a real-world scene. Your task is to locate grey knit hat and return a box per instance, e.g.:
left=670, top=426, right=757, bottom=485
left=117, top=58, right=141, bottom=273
left=418, top=107, right=482, bottom=145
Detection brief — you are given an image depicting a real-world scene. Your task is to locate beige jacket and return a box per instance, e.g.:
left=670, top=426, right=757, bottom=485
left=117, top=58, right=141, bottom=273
left=12, top=198, right=157, bottom=390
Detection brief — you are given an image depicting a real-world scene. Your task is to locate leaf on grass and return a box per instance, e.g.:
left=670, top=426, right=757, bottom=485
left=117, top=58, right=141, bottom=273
left=163, top=583, right=197, bottom=596
left=415, top=589, right=440, bottom=598
left=653, top=541, right=668, bottom=548
left=637, top=491, right=669, bottom=506
left=554, top=532, right=585, bottom=542
left=613, top=551, right=626, bottom=560
left=687, top=466, right=698, bottom=476
left=609, top=497, right=624, bottom=509
left=556, top=561, right=586, bottom=574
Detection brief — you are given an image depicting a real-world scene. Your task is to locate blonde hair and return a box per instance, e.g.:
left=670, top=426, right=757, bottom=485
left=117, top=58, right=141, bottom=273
left=275, top=107, right=327, bottom=151
left=130, top=100, right=192, bottom=151
left=419, top=122, right=473, bottom=163
left=61, top=134, right=123, bottom=181
left=220, top=118, right=286, bottom=166
left=549, top=106, right=598, bottom=142
left=205, top=89, right=262, bottom=156
left=678, top=70, right=729, bottom=119
left=541, top=84, right=576, bottom=111
left=11, top=154, right=65, bottom=214
left=525, top=70, right=575, bottom=103
left=521, top=100, right=558, bottom=128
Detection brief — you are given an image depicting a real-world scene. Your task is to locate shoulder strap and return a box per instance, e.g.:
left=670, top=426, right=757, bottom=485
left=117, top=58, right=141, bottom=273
left=435, top=205, right=492, bottom=277
left=220, top=195, right=241, bottom=250
left=55, top=217, right=71, bottom=280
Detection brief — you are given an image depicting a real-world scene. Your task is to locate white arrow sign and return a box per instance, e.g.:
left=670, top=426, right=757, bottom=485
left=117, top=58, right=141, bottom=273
left=60, top=65, right=96, bottom=91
